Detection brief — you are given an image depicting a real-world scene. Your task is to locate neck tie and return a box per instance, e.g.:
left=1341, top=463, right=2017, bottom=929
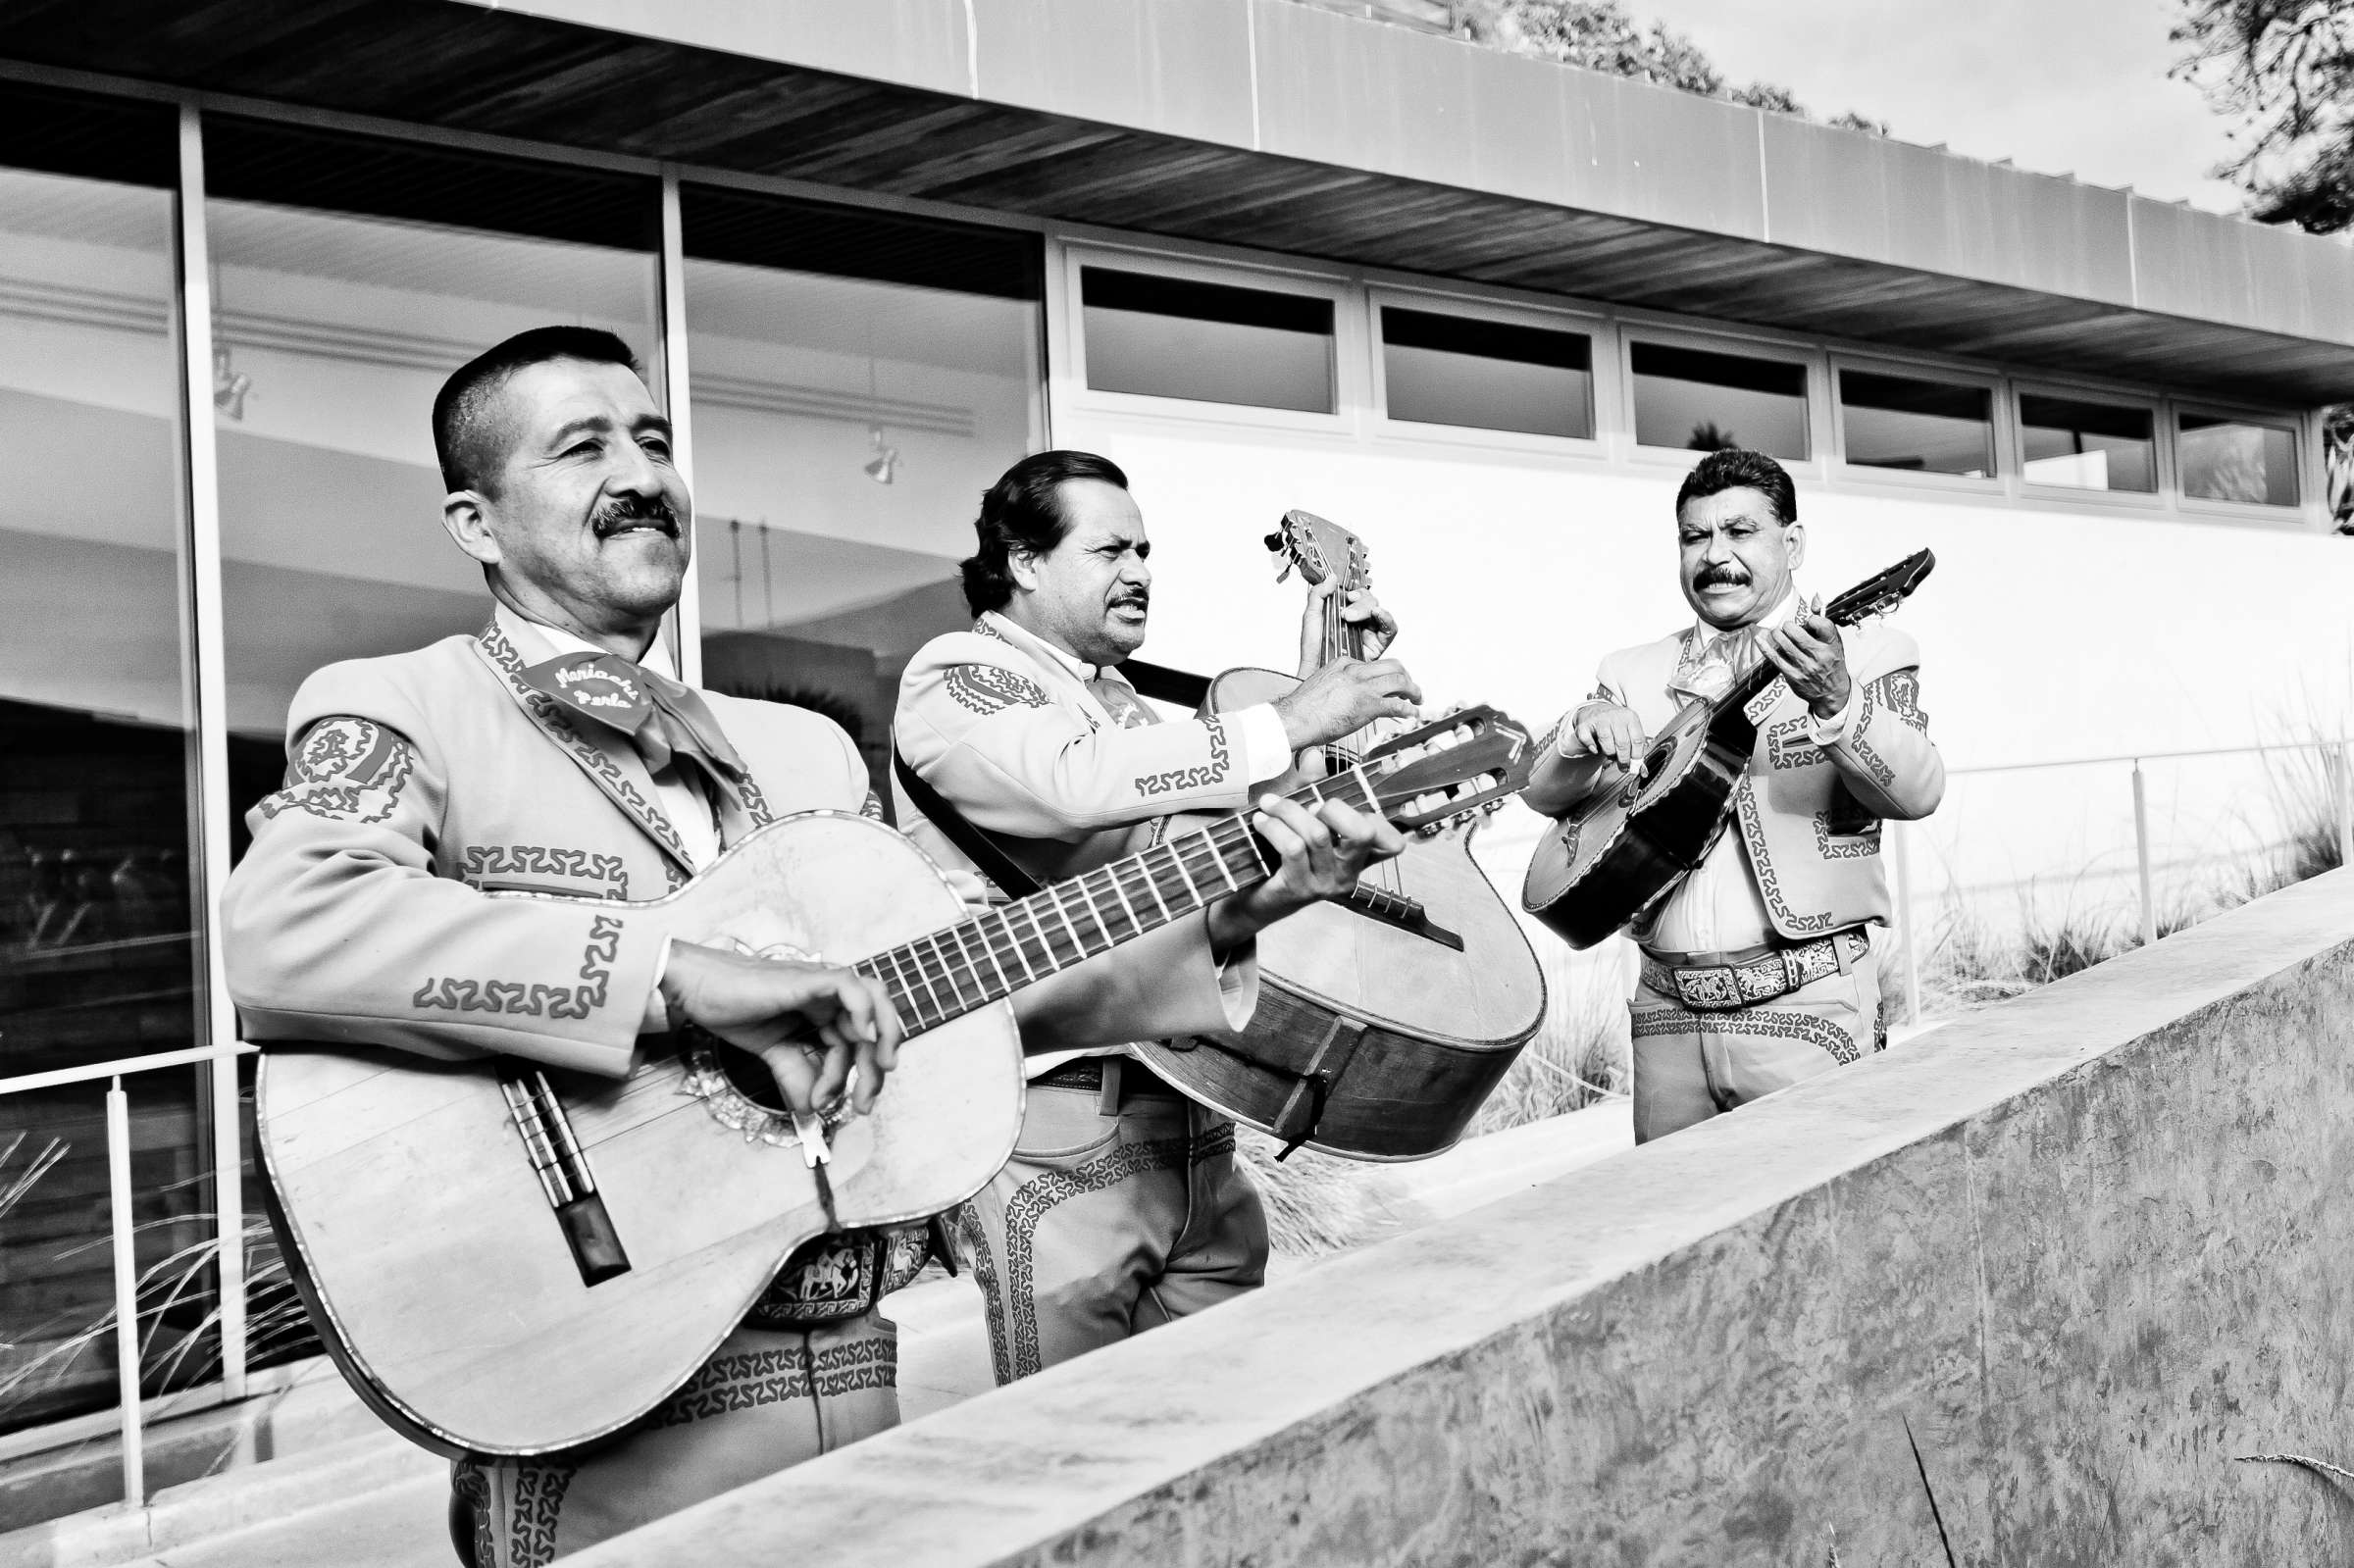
left=519, top=651, right=749, bottom=802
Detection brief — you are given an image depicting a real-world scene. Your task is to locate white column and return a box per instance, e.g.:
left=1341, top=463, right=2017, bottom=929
left=177, top=103, right=247, bottom=1401
left=658, top=170, right=701, bottom=685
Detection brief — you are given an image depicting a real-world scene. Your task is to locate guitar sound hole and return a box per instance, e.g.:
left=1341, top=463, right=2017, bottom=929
left=714, top=1043, right=789, bottom=1112
left=707, top=1038, right=856, bottom=1124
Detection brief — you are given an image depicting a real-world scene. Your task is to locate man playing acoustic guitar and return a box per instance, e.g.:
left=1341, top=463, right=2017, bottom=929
left=893, top=450, right=1420, bottom=1383
left=1521, top=448, right=1944, bottom=1142
left=222, top=330, right=1403, bottom=1566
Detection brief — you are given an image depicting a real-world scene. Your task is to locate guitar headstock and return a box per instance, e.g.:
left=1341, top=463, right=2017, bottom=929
left=1264, top=509, right=1371, bottom=594
left=1353, top=706, right=1534, bottom=831
left=1823, top=548, right=1935, bottom=629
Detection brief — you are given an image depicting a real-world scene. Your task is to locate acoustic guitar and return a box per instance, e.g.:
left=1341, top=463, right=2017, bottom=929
left=257, top=705, right=1530, bottom=1458
left=1144, top=511, right=1548, bottom=1162
left=1519, top=550, right=1935, bottom=949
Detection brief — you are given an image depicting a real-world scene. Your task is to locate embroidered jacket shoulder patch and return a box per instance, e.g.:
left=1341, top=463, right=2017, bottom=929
left=259, top=717, right=417, bottom=825
left=945, top=663, right=1052, bottom=715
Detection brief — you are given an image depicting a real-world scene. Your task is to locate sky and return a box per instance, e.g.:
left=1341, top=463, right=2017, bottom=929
left=1634, top=0, right=2247, bottom=213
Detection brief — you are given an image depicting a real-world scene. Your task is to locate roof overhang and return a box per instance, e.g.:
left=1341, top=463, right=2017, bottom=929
left=12, top=0, right=2354, bottom=404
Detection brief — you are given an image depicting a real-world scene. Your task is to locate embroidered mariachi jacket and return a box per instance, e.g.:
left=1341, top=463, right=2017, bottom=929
left=1582, top=618, right=1943, bottom=942
left=223, top=617, right=1254, bottom=1076
left=891, top=612, right=1291, bottom=890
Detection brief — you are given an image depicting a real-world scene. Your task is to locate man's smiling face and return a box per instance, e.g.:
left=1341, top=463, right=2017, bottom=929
left=1676, top=484, right=1801, bottom=632
left=464, top=356, right=691, bottom=636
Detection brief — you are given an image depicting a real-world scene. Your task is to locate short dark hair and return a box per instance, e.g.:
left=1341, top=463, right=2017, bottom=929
left=958, top=450, right=1131, bottom=616
left=432, top=326, right=642, bottom=493
left=1674, top=447, right=1798, bottom=528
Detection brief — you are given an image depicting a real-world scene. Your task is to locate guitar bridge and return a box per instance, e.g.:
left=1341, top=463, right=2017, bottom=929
left=1340, top=885, right=1464, bottom=951
left=500, top=1069, right=632, bottom=1288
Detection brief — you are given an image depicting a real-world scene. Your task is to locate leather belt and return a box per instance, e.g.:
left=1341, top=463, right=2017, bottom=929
left=1031, top=1056, right=1183, bottom=1103
left=1641, top=929, right=1870, bottom=1012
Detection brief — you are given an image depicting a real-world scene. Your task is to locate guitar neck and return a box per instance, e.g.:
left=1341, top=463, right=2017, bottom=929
left=859, top=768, right=1377, bottom=1037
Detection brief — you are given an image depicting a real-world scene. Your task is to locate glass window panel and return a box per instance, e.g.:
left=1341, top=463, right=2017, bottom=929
left=1629, top=340, right=1808, bottom=459
left=1839, top=370, right=1994, bottom=478
left=0, top=88, right=217, bottom=1451
left=1380, top=306, right=1592, bottom=438
left=1081, top=266, right=1333, bottom=413
left=2178, top=413, right=2298, bottom=507
left=685, top=191, right=1045, bottom=798
left=205, top=120, right=659, bottom=856
left=2020, top=393, right=2157, bottom=493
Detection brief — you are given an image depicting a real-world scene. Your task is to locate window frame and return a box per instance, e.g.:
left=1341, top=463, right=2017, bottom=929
left=1828, top=353, right=2007, bottom=494
left=2169, top=397, right=2313, bottom=524
left=2011, top=378, right=2169, bottom=513
left=1618, top=323, right=1824, bottom=477
left=1364, top=283, right=1609, bottom=459
left=1057, top=241, right=1357, bottom=432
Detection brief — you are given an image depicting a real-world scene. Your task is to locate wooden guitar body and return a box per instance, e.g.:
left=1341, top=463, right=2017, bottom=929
left=1519, top=698, right=1751, bottom=949
left=1150, top=665, right=1546, bottom=1161
left=257, top=812, right=1022, bottom=1458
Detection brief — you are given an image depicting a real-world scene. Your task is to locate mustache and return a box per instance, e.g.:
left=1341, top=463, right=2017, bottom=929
left=1108, top=588, right=1151, bottom=611
left=590, top=495, right=682, bottom=539
left=1694, top=566, right=1751, bottom=589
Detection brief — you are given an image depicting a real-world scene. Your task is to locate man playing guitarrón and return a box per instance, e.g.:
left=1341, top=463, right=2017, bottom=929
left=894, top=450, right=1421, bottom=1381
left=222, top=332, right=1403, bottom=1566
left=1521, top=448, right=1943, bottom=1142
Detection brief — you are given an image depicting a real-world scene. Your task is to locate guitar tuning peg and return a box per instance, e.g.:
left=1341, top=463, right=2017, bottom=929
left=1273, top=560, right=1293, bottom=584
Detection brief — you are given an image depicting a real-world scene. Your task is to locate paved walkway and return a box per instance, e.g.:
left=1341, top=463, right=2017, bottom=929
left=10, top=1102, right=1633, bottom=1568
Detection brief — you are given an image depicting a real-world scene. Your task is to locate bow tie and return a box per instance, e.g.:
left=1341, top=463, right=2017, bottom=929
left=519, top=651, right=749, bottom=797
left=1671, top=628, right=1757, bottom=702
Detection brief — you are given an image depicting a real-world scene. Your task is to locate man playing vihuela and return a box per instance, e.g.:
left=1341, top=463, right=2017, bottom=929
left=893, top=449, right=1420, bottom=1382
left=1520, top=447, right=1944, bottom=1143
left=221, top=330, right=1404, bottom=1567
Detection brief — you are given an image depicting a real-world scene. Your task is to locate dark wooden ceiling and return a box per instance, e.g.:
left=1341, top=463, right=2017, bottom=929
left=10, top=0, right=2350, bottom=403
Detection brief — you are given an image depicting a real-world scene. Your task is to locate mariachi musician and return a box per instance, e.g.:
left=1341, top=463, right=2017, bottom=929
left=1522, top=448, right=1944, bottom=1142
left=220, top=331, right=1401, bottom=1567
left=892, top=450, right=1419, bottom=1382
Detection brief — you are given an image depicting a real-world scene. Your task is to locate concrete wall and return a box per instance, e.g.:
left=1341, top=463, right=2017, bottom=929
left=577, top=869, right=2354, bottom=1567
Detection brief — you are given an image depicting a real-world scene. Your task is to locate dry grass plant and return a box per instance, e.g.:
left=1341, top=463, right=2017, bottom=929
left=1242, top=941, right=1631, bottom=1256
left=0, top=1129, right=311, bottom=1434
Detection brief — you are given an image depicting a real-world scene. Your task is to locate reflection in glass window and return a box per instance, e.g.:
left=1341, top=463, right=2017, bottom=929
left=0, top=89, right=218, bottom=1442
left=202, top=119, right=659, bottom=825
left=1379, top=307, right=1592, bottom=438
left=684, top=189, right=1044, bottom=792
left=1630, top=341, right=1808, bottom=459
left=2020, top=393, right=2156, bottom=492
left=2179, top=414, right=2298, bottom=507
left=1839, top=370, right=1993, bottom=478
left=1081, top=267, right=1333, bottom=413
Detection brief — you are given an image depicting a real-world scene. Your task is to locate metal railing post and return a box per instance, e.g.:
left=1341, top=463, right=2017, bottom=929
left=1892, top=821, right=1920, bottom=1026
left=106, top=1079, right=146, bottom=1509
left=2132, top=760, right=2158, bottom=945
left=2337, top=739, right=2353, bottom=870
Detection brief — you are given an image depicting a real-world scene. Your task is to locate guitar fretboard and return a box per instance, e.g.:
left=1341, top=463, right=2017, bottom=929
left=861, top=768, right=1379, bottom=1036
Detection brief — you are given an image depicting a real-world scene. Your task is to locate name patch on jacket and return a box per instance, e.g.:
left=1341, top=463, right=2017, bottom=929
left=259, top=717, right=415, bottom=825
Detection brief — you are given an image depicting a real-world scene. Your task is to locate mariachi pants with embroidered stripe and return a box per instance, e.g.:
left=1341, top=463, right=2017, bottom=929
left=449, top=1229, right=926, bottom=1567
left=954, top=1075, right=1267, bottom=1383
left=1628, top=947, right=1883, bottom=1143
